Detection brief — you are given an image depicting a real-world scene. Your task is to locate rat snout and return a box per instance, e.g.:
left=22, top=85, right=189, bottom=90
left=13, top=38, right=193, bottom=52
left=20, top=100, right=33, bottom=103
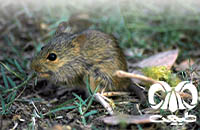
left=31, top=61, right=51, bottom=78
left=33, top=64, right=42, bottom=72
left=30, top=60, right=42, bottom=72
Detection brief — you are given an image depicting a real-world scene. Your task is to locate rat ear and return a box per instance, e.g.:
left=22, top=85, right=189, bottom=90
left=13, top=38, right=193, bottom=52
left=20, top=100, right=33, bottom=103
left=72, top=33, right=87, bottom=47
left=55, top=22, right=72, bottom=36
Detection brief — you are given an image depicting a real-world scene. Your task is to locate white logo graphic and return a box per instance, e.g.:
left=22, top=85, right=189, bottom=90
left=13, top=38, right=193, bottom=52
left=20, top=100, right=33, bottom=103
left=148, top=81, right=198, bottom=125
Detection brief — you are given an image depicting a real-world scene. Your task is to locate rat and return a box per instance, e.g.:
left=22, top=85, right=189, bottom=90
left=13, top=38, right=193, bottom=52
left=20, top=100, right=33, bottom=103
left=31, top=22, right=146, bottom=102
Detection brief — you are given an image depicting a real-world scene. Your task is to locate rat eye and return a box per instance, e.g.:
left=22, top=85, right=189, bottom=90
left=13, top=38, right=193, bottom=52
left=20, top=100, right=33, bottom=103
left=41, top=46, right=45, bottom=50
left=47, top=53, right=57, bottom=61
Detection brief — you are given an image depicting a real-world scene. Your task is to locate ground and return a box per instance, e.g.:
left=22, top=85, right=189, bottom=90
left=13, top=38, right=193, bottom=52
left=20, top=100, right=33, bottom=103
left=0, top=0, right=200, bottom=130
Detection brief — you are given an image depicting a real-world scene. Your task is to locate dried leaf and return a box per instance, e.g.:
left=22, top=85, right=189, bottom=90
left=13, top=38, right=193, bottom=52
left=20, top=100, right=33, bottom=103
left=48, top=125, right=72, bottom=130
left=129, top=50, right=179, bottom=84
left=176, top=59, right=194, bottom=71
left=132, top=49, right=179, bottom=69
left=102, top=114, right=152, bottom=125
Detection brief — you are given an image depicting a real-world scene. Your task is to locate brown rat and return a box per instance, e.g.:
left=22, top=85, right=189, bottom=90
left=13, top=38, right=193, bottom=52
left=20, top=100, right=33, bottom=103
left=31, top=22, right=146, bottom=102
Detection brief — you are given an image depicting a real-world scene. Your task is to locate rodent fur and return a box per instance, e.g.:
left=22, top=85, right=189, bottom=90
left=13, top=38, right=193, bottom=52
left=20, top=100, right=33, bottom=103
left=31, top=24, right=145, bottom=101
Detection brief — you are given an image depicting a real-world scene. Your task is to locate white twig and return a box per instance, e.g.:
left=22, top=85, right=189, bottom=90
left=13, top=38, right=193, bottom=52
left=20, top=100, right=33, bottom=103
left=31, top=101, right=41, bottom=118
left=10, top=122, right=18, bottom=130
left=94, top=93, right=114, bottom=115
left=136, top=104, right=142, bottom=115
left=32, top=117, right=36, bottom=127
left=103, top=92, right=131, bottom=97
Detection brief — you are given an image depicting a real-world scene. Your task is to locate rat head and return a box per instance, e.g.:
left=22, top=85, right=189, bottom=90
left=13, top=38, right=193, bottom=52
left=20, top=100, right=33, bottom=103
left=31, top=23, right=87, bottom=84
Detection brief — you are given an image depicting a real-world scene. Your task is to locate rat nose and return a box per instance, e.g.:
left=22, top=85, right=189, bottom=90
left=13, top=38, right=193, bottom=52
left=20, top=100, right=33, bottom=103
left=34, top=65, right=42, bottom=72
left=31, top=61, right=42, bottom=72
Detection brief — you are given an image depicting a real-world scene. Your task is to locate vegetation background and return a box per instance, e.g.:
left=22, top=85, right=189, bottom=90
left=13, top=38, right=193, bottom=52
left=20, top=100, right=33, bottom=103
left=0, top=0, right=200, bottom=129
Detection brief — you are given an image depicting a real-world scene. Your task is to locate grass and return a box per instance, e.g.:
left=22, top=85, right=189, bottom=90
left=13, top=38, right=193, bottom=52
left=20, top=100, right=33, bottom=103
left=0, top=0, right=200, bottom=129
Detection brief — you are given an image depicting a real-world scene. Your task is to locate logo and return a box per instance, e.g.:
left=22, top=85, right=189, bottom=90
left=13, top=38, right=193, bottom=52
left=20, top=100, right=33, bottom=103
left=148, top=81, right=198, bottom=125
